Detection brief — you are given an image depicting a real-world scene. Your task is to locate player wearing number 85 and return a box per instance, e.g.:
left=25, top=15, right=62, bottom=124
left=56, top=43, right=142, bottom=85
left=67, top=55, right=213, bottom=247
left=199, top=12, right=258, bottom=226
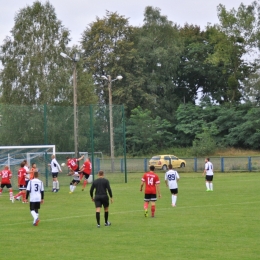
left=140, top=165, right=161, bottom=218
left=165, top=164, right=180, bottom=207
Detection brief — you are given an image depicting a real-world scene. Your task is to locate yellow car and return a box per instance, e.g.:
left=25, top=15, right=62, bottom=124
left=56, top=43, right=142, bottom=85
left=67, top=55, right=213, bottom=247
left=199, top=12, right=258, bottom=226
left=149, top=155, right=186, bottom=171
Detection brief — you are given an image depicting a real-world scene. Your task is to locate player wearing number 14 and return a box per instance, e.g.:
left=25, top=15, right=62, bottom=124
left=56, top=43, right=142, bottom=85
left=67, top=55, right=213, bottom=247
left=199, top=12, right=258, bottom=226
left=140, top=165, right=161, bottom=218
left=165, top=164, right=180, bottom=207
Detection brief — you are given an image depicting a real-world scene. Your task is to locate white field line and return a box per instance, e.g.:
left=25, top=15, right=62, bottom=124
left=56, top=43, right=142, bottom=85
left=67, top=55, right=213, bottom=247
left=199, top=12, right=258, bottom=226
left=1, top=200, right=259, bottom=227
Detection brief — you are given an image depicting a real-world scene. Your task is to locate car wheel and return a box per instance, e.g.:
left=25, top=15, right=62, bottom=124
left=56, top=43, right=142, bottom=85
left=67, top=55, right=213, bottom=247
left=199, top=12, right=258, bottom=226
left=180, top=163, right=185, bottom=168
left=162, top=165, right=168, bottom=171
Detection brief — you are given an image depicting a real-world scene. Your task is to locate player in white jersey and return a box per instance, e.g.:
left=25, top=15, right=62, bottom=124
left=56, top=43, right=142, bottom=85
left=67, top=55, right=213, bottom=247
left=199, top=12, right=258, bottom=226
left=203, top=157, right=214, bottom=191
left=48, top=154, right=62, bottom=192
left=165, top=164, right=180, bottom=207
left=25, top=171, right=44, bottom=226
left=67, top=171, right=80, bottom=194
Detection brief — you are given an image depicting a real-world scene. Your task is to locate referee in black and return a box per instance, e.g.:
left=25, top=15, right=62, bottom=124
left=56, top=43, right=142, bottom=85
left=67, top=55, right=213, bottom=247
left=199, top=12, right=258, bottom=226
left=90, top=170, right=113, bottom=228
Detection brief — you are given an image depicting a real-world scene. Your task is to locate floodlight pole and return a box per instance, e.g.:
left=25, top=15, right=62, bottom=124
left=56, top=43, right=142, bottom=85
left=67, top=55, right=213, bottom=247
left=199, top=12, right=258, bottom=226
left=107, top=75, right=115, bottom=172
left=60, top=52, right=80, bottom=158
left=101, top=75, right=123, bottom=172
left=73, top=61, right=78, bottom=159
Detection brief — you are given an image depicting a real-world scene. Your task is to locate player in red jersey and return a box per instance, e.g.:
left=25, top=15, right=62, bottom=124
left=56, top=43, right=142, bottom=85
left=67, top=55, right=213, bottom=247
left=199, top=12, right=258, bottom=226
left=66, top=155, right=84, bottom=173
left=79, top=157, right=92, bottom=191
left=13, top=162, right=27, bottom=203
left=0, top=165, right=14, bottom=201
left=140, top=165, right=161, bottom=218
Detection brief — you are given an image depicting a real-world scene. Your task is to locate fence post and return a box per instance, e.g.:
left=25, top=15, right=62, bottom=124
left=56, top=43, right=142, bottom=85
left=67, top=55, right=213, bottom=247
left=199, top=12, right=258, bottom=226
left=144, top=158, right=148, bottom=172
left=89, top=105, right=95, bottom=179
left=248, top=157, right=252, bottom=171
left=194, top=158, right=197, bottom=172
left=45, top=151, right=48, bottom=187
left=221, top=157, right=224, bottom=172
left=95, top=158, right=100, bottom=173
left=120, top=158, right=123, bottom=173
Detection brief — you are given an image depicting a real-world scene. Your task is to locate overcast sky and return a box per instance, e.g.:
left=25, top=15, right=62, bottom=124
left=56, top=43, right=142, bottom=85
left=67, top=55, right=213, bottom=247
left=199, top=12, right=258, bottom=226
left=0, top=0, right=254, bottom=47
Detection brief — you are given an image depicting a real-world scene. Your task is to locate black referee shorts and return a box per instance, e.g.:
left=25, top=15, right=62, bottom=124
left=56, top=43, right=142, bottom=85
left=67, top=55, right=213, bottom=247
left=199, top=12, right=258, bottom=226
left=94, top=195, right=109, bottom=208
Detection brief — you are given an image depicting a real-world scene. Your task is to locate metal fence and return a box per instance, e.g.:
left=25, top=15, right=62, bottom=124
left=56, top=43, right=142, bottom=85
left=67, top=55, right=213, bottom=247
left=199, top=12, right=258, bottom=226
left=5, top=155, right=260, bottom=192
left=103, top=156, right=260, bottom=173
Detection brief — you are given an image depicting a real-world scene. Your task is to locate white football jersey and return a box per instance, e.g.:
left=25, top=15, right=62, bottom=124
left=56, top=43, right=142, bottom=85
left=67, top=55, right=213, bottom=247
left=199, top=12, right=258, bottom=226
left=165, top=169, right=180, bottom=189
left=50, top=158, right=61, bottom=172
left=73, top=172, right=80, bottom=181
left=26, top=178, right=44, bottom=202
left=205, top=162, right=214, bottom=176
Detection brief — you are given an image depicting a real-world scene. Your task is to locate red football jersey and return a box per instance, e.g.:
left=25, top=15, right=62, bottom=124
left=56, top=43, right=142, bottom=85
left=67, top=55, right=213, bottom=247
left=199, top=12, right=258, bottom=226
left=67, top=158, right=79, bottom=171
left=82, top=160, right=92, bottom=174
left=0, top=169, right=12, bottom=184
left=141, top=171, right=160, bottom=194
left=18, top=167, right=27, bottom=186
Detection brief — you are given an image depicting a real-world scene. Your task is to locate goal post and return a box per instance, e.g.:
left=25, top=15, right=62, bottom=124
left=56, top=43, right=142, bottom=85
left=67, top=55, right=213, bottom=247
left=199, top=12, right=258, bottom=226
left=0, top=145, right=56, bottom=189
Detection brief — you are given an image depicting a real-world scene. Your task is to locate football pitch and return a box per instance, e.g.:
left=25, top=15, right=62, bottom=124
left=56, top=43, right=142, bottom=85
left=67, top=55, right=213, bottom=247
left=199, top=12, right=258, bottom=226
left=1, top=172, right=260, bottom=260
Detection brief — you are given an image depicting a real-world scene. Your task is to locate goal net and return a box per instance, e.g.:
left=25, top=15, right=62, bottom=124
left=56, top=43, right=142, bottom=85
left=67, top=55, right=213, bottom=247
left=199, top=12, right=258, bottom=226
left=0, top=146, right=97, bottom=190
left=0, top=145, right=55, bottom=190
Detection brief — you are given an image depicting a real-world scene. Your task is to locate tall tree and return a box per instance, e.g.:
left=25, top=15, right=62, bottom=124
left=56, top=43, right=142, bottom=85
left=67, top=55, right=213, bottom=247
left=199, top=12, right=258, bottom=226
left=0, top=1, right=72, bottom=105
left=203, top=2, right=258, bottom=103
left=81, top=11, right=148, bottom=117
left=137, top=6, right=183, bottom=121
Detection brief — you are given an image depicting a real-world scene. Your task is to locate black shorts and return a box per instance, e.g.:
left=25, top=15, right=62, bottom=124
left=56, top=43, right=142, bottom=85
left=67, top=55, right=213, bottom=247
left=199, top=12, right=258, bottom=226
left=94, top=195, right=109, bottom=208
left=19, top=185, right=27, bottom=190
left=82, top=173, right=90, bottom=180
left=30, top=202, right=41, bottom=211
left=170, top=188, right=178, bottom=195
left=52, top=172, right=59, bottom=178
left=144, top=193, right=157, bottom=202
left=206, top=175, right=213, bottom=181
left=1, top=183, right=12, bottom=189
left=70, top=179, right=80, bottom=185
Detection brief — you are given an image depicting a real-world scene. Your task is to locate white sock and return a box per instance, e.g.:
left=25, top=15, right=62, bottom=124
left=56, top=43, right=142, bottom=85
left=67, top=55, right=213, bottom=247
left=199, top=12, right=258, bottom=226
left=56, top=181, right=59, bottom=189
left=210, top=183, right=213, bottom=190
left=53, top=181, right=56, bottom=189
left=70, top=185, right=73, bottom=192
left=206, top=182, right=210, bottom=190
left=72, top=186, right=76, bottom=192
left=172, top=195, right=177, bottom=205
left=31, top=210, right=37, bottom=222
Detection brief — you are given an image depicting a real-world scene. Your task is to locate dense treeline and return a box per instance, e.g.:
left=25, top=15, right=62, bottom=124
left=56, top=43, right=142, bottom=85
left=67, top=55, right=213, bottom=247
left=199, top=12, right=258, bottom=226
left=1, top=1, right=260, bottom=156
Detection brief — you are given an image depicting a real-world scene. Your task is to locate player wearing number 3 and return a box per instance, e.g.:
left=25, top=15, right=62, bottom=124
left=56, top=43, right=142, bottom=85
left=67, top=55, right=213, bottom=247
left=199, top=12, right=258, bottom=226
left=25, top=171, right=44, bottom=226
left=140, top=165, right=161, bottom=218
left=165, top=164, right=180, bottom=207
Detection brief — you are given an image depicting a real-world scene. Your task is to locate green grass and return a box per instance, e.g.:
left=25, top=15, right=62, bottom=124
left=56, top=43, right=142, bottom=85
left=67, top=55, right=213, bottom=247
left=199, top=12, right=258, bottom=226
left=1, top=172, right=260, bottom=260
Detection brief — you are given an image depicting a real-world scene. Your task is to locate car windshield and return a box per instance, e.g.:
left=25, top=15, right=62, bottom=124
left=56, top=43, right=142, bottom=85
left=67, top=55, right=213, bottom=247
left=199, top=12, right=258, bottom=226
left=170, top=156, right=178, bottom=160
left=151, top=156, right=160, bottom=160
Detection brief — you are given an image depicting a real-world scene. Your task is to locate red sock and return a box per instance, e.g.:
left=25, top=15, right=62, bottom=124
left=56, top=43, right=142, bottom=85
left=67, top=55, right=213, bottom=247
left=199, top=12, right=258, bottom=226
left=83, top=180, right=88, bottom=188
left=151, top=205, right=155, bottom=216
left=14, top=191, right=23, bottom=199
left=22, top=192, right=26, bottom=202
left=144, top=202, right=149, bottom=210
left=79, top=173, right=83, bottom=181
